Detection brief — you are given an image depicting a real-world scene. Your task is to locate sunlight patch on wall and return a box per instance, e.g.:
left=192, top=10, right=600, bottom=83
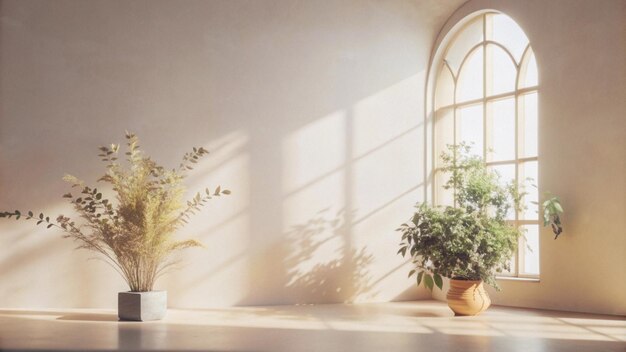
left=165, top=131, right=251, bottom=308
left=281, top=110, right=349, bottom=302
left=282, top=111, right=346, bottom=195
left=282, top=173, right=346, bottom=231
left=0, top=203, right=124, bottom=308
left=167, top=214, right=250, bottom=308
left=350, top=73, right=426, bottom=302
left=281, top=208, right=369, bottom=304
left=351, top=130, right=422, bottom=221
left=351, top=187, right=420, bottom=302
left=281, top=142, right=347, bottom=303
left=278, top=72, right=429, bottom=303
left=352, top=73, right=423, bottom=159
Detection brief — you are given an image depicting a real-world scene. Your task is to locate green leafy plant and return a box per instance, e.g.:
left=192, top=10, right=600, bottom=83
left=396, top=143, right=522, bottom=291
left=1, top=132, right=230, bottom=292
left=541, top=194, right=563, bottom=239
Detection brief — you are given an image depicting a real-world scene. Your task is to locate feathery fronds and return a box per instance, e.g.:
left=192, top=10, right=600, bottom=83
left=1, top=132, right=230, bottom=292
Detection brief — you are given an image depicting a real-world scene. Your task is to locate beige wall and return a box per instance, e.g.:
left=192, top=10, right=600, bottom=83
left=2, top=0, right=623, bottom=316
left=0, top=0, right=464, bottom=308
left=429, top=0, right=626, bottom=316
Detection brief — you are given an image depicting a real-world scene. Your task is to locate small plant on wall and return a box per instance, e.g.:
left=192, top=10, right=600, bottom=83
left=1, top=132, right=230, bottom=320
left=396, top=143, right=523, bottom=316
left=540, top=194, right=563, bottom=239
left=530, top=184, right=564, bottom=240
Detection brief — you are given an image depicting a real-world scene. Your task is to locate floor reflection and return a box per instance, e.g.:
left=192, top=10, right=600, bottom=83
left=0, top=302, right=623, bottom=352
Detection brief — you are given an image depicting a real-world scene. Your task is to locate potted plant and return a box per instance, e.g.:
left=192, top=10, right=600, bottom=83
left=540, top=194, right=563, bottom=239
left=1, top=132, right=230, bottom=321
left=396, top=143, right=522, bottom=316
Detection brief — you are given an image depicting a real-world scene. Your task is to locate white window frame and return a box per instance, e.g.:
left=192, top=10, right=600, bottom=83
left=431, top=12, right=539, bottom=279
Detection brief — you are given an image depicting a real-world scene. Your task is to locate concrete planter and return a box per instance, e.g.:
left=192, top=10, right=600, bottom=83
left=118, top=291, right=167, bottom=321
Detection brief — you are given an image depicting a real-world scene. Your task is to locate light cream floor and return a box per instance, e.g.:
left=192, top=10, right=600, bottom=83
left=0, top=300, right=624, bottom=351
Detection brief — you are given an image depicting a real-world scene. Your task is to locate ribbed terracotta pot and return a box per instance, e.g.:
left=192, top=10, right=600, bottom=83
left=446, top=279, right=491, bottom=316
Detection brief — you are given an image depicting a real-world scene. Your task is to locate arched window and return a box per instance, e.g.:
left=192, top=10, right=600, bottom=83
left=432, top=12, right=539, bottom=278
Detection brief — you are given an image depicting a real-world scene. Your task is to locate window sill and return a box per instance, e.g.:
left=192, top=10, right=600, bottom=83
left=496, top=276, right=540, bottom=283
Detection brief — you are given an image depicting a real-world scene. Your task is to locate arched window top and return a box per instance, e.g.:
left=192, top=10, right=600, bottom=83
left=444, top=13, right=531, bottom=75
left=436, top=12, right=538, bottom=110
left=431, top=11, right=540, bottom=278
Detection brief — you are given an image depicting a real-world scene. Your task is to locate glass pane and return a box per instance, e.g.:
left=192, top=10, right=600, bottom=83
left=435, top=108, right=454, bottom=164
left=522, top=225, right=540, bottom=275
left=435, top=65, right=455, bottom=109
left=486, top=13, right=529, bottom=63
left=489, top=163, right=515, bottom=220
left=519, top=92, right=538, bottom=158
left=435, top=170, right=454, bottom=207
left=519, top=160, right=538, bottom=220
left=486, top=44, right=517, bottom=96
left=456, top=46, right=484, bottom=103
left=457, top=104, right=483, bottom=157
left=519, top=49, right=538, bottom=88
left=445, top=16, right=484, bottom=76
left=486, top=98, right=515, bottom=162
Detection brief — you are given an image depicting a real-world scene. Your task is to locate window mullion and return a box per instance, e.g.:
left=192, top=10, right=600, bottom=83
left=514, top=43, right=522, bottom=278
left=482, top=15, right=487, bottom=163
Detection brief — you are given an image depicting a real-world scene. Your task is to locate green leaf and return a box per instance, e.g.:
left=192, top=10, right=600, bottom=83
left=222, top=189, right=231, bottom=195
left=424, top=274, right=434, bottom=291
left=214, top=186, right=221, bottom=196
left=408, top=269, right=416, bottom=278
left=417, top=271, right=424, bottom=286
left=28, top=211, right=33, bottom=217
left=553, top=202, right=563, bottom=213
left=397, top=246, right=407, bottom=257
left=47, top=224, right=53, bottom=229
left=411, top=213, right=419, bottom=226
left=433, top=273, right=443, bottom=290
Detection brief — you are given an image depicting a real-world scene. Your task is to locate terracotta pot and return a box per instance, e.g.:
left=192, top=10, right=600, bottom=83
left=446, top=279, right=491, bottom=316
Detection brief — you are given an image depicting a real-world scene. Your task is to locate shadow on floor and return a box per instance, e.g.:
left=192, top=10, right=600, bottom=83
left=0, top=309, right=119, bottom=322
left=57, top=313, right=119, bottom=322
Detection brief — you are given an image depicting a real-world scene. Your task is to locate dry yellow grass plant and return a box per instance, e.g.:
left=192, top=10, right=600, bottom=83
left=1, top=132, right=230, bottom=292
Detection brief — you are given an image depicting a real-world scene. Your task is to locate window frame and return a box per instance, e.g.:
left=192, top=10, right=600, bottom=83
left=431, top=12, right=539, bottom=279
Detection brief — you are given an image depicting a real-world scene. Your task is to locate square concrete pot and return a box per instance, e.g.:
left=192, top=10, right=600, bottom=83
left=118, top=291, right=167, bottom=321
